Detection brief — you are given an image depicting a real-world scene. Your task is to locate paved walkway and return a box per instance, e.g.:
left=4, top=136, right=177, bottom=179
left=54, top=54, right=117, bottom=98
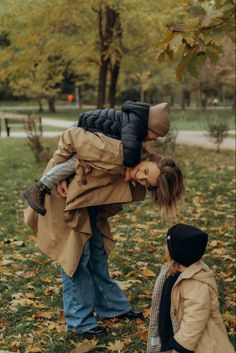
left=0, top=117, right=235, bottom=151
left=176, top=131, right=235, bottom=151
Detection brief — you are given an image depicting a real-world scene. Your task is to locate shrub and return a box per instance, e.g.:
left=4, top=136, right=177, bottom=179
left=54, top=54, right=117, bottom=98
left=24, top=116, right=52, bottom=163
left=207, top=121, right=229, bottom=153
left=154, top=127, right=178, bottom=156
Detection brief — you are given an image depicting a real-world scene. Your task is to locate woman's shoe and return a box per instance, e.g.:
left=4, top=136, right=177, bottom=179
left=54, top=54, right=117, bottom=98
left=82, top=326, right=106, bottom=339
left=116, top=310, right=144, bottom=320
left=100, top=310, right=144, bottom=321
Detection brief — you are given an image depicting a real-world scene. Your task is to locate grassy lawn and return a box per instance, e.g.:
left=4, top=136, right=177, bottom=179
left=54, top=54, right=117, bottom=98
left=171, top=109, right=235, bottom=130
left=0, top=139, right=235, bottom=352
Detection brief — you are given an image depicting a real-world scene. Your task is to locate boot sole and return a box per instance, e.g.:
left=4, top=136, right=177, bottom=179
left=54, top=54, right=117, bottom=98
left=82, top=330, right=106, bottom=339
left=23, top=191, right=46, bottom=216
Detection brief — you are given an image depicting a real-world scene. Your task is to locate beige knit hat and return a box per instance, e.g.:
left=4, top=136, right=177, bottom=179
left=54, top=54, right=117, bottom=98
left=148, top=102, right=170, bottom=137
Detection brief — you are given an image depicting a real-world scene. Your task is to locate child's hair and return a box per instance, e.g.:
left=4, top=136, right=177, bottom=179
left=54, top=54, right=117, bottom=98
left=142, top=149, right=184, bottom=220
left=164, top=245, right=179, bottom=276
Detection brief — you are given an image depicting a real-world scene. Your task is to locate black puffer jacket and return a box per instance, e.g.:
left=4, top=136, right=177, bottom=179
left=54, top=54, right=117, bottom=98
left=78, top=101, right=149, bottom=167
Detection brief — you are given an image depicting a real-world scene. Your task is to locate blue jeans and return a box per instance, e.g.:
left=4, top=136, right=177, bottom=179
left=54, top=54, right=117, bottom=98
left=61, top=207, right=131, bottom=333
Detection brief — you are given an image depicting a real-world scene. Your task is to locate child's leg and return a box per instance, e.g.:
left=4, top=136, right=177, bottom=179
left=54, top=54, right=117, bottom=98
left=23, top=154, right=77, bottom=216
left=40, top=154, right=77, bottom=189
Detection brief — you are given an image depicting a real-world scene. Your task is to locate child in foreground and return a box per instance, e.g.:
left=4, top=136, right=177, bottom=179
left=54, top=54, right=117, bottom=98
left=23, top=101, right=170, bottom=216
left=147, top=223, right=235, bottom=353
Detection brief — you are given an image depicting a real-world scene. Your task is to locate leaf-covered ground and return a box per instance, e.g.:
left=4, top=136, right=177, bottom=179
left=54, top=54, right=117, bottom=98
left=0, top=139, right=235, bottom=353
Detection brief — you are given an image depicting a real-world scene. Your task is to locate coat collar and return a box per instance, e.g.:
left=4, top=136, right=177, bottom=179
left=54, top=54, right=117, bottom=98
left=174, top=261, right=208, bottom=287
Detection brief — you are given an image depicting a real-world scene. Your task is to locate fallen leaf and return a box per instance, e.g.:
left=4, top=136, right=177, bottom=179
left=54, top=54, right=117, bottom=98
left=116, top=279, right=141, bottom=290
left=107, top=340, right=124, bottom=352
left=209, top=240, right=222, bottom=247
left=141, top=269, right=156, bottom=278
left=24, top=271, right=36, bottom=278
left=58, top=310, right=66, bottom=324
left=26, top=345, right=42, bottom=353
left=34, top=311, right=53, bottom=319
left=11, top=341, right=21, bottom=349
left=41, top=277, right=51, bottom=283
left=27, top=235, right=37, bottom=241
left=143, top=308, right=151, bottom=318
left=70, top=341, right=98, bottom=353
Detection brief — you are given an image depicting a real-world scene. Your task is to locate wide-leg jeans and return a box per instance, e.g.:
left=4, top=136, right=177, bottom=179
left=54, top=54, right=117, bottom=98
left=61, top=207, right=131, bottom=333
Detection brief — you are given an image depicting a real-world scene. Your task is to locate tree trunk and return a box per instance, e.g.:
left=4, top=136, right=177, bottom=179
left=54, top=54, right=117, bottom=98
left=170, top=93, right=175, bottom=106
left=181, top=89, right=186, bottom=110
left=140, top=84, right=145, bottom=102
left=108, top=59, right=120, bottom=108
left=96, top=1, right=121, bottom=108
left=38, top=99, right=43, bottom=112
left=97, top=57, right=110, bottom=108
left=48, top=97, right=56, bottom=112
left=108, top=10, right=122, bottom=108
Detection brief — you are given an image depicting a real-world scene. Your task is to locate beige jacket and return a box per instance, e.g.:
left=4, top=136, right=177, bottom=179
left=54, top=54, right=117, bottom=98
left=147, top=261, right=235, bottom=353
left=24, top=128, right=146, bottom=276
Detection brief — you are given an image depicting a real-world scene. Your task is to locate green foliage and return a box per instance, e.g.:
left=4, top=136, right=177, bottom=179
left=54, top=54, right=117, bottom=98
left=156, top=0, right=235, bottom=80
left=207, top=120, right=229, bottom=152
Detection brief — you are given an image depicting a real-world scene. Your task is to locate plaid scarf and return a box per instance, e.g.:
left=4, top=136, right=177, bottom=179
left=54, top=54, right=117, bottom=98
left=146, top=265, right=180, bottom=353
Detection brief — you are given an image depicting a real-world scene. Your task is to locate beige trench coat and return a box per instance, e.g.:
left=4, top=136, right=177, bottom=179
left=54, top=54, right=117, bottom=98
left=24, top=128, right=146, bottom=277
left=147, top=262, right=235, bottom=353
left=171, top=261, right=235, bottom=353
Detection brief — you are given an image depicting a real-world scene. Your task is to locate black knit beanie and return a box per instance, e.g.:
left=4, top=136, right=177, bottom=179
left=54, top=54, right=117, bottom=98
left=166, top=223, right=208, bottom=266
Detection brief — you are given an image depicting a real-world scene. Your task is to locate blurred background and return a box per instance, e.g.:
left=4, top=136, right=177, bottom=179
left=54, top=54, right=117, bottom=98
left=0, top=0, right=235, bottom=111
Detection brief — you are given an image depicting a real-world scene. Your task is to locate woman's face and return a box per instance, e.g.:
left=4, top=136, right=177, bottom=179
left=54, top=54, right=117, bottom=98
left=130, top=160, right=160, bottom=187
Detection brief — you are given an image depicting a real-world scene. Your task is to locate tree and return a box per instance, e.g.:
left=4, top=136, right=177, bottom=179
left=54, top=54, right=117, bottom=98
left=0, top=0, right=95, bottom=111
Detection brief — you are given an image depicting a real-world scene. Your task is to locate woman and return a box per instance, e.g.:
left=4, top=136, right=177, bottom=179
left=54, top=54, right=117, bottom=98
left=24, top=127, right=184, bottom=338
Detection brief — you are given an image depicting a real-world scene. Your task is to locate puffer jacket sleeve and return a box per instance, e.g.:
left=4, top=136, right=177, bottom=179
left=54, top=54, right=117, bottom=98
left=51, top=127, right=123, bottom=167
left=121, top=101, right=149, bottom=167
left=171, top=279, right=211, bottom=352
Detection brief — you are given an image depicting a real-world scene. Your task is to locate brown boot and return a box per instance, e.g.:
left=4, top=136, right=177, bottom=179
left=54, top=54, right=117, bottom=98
left=23, top=181, right=51, bottom=216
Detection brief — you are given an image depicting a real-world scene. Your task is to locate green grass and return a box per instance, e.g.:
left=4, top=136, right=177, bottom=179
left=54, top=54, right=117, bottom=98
left=171, top=109, right=235, bottom=130
left=0, top=139, right=235, bottom=352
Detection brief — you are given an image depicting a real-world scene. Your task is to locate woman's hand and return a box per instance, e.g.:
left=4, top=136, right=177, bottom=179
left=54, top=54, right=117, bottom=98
left=57, top=180, right=68, bottom=197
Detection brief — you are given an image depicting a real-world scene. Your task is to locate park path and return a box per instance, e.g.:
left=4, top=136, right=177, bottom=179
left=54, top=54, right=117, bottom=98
left=0, top=117, right=235, bottom=151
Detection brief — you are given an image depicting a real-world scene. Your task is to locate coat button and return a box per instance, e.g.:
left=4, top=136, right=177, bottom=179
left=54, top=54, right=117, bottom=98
left=82, top=179, right=87, bottom=185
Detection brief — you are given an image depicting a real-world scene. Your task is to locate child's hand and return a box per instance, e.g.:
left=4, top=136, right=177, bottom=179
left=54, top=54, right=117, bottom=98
left=124, top=167, right=132, bottom=182
left=57, top=180, right=68, bottom=197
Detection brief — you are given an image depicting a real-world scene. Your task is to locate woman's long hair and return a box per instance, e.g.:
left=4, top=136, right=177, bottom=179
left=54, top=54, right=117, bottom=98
left=142, top=147, right=184, bottom=221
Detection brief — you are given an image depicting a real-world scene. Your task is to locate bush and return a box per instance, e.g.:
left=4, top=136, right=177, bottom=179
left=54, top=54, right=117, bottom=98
left=24, top=117, right=52, bottom=163
left=207, top=121, right=229, bottom=153
left=144, top=127, right=178, bottom=158
left=154, top=127, right=178, bottom=156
